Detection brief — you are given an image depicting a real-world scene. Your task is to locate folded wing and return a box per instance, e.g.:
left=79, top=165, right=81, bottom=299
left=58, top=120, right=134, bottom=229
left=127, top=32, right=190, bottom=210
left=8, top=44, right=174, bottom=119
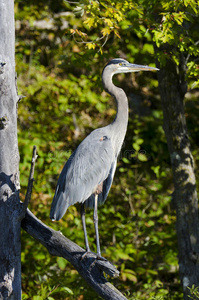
left=50, top=128, right=116, bottom=220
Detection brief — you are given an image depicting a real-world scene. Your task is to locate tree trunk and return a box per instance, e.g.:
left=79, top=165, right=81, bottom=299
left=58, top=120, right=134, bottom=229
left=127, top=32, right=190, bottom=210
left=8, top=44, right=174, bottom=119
left=156, top=54, right=199, bottom=299
left=0, top=0, right=21, bottom=298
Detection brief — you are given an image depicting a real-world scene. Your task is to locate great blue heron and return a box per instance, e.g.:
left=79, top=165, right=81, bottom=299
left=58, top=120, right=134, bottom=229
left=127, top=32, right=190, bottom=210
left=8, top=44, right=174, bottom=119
left=50, top=58, right=158, bottom=258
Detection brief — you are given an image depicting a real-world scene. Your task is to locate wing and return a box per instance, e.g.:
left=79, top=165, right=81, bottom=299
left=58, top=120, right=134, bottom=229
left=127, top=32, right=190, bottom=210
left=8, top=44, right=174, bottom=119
left=85, top=158, right=117, bottom=208
left=50, top=128, right=115, bottom=220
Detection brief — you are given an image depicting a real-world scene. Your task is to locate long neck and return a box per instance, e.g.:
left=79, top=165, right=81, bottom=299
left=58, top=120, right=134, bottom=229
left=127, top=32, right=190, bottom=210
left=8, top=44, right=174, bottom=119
left=102, top=71, right=129, bottom=157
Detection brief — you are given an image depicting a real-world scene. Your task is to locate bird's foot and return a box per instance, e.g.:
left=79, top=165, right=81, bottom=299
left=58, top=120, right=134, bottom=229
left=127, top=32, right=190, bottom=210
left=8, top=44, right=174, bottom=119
left=81, top=250, right=107, bottom=261
left=96, top=254, right=107, bottom=261
left=81, top=250, right=95, bottom=260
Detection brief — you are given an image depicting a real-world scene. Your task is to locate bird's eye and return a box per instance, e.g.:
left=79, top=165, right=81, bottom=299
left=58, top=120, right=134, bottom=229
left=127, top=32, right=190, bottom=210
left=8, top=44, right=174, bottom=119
left=119, top=62, right=126, bottom=66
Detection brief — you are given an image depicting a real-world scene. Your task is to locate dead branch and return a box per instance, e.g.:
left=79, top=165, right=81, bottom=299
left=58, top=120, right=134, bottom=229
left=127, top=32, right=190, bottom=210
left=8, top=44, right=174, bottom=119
left=21, top=208, right=128, bottom=300
left=19, top=145, right=38, bottom=220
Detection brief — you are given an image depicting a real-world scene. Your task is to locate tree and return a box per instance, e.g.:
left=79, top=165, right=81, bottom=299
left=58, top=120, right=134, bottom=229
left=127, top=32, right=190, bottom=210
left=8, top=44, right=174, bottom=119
left=0, top=0, right=21, bottom=298
left=157, top=53, right=199, bottom=300
left=152, top=2, right=199, bottom=298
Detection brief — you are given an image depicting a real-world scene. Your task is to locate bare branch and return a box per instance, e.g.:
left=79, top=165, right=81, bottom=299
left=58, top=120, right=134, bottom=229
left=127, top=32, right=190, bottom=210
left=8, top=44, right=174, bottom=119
left=64, top=0, right=80, bottom=4
left=21, top=208, right=127, bottom=300
left=19, top=146, right=38, bottom=220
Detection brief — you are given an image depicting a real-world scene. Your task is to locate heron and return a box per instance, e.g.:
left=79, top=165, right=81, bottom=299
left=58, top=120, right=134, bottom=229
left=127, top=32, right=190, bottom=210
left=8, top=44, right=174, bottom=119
left=50, top=58, right=158, bottom=258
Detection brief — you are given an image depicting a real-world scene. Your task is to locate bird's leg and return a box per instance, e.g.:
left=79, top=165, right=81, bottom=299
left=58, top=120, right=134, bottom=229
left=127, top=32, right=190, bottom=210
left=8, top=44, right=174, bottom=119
left=81, top=197, right=106, bottom=262
left=93, top=194, right=101, bottom=257
left=80, top=203, right=90, bottom=253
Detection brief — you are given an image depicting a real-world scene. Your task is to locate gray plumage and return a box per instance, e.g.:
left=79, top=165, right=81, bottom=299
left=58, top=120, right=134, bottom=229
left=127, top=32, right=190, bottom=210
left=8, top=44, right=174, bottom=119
left=50, top=128, right=116, bottom=219
left=50, top=58, right=158, bottom=257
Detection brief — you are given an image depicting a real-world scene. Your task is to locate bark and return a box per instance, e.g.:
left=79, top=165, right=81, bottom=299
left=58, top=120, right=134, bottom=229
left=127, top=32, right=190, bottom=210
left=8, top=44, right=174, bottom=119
left=156, top=54, right=199, bottom=299
left=0, top=0, right=21, bottom=299
left=21, top=208, right=127, bottom=300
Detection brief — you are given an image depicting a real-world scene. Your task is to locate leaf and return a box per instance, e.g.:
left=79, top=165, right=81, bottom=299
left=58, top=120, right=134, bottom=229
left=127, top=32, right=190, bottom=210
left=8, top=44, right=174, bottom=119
left=103, top=18, right=113, bottom=27
left=122, top=157, right=130, bottom=164
left=34, top=252, right=46, bottom=260
left=51, top=286, right=73, bottom=295
left=114, top=29, right=121, bottom=38
left=121, top=269, right=137, bottom=282
left=133, top=142, right=140, bottom=151
left=151, top=166, right=160, bottom=178
left=86, top=43, right=96, bottom=50
left=136, top=138, right=144, bottom=145
left=57, top=257, right=67, bottom=270
left=84, top=17, right=95, bottom=28
left=101, top=27, right=111, bottom=36
left=138, top=152, right=148, bottom=162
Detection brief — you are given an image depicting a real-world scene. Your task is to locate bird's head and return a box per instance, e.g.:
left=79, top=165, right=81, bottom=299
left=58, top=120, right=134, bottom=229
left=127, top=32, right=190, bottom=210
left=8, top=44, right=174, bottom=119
left=104, top=58, right=159, bottom=75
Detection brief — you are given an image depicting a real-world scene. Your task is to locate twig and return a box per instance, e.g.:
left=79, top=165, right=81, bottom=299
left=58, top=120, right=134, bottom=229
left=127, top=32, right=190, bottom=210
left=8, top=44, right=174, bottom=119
left=64, top=0, right=80, bottom=4
left=21, top=208, right=127, bottom=300
left=19, top=145, right=38, bottom=220
left=98, top=34, right=109, bottom=52
left=185, top=40, right=199, bottom=66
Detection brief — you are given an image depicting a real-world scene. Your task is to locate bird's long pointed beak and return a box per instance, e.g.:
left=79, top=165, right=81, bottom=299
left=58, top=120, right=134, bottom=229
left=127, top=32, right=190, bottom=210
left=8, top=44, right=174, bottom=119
left=128, top=63, right=159, bottom=72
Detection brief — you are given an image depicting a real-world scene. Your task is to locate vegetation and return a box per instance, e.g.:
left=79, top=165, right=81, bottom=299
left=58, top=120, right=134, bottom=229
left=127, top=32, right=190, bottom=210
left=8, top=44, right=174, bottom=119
left=14, top=0, right=199, bottom=299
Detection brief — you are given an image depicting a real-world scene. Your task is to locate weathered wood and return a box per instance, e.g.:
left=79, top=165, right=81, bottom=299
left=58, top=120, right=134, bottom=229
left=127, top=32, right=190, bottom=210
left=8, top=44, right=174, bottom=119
left=156, top=54, right=199, bottom=299
left=19, top=146, right=38, bottom=221
left=0, top=0, right=21, bottom=299
left=21, top=209, right=127, bottom=300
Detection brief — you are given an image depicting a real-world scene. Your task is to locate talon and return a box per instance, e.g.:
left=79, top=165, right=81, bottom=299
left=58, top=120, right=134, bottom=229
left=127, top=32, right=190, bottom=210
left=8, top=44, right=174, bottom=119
left=96, top=254, right=107, bottom=261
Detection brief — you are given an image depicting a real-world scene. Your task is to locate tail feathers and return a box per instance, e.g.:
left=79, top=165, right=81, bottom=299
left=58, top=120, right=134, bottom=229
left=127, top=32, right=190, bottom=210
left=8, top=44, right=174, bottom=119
left=50, top=192, right=68, bottom=221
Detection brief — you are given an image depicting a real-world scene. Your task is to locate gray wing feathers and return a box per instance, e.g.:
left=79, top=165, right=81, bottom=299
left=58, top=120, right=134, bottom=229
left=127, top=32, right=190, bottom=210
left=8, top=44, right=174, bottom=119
left=85, top=159, right=117, bottom=208
left=50, top=129, right=115, bottom=220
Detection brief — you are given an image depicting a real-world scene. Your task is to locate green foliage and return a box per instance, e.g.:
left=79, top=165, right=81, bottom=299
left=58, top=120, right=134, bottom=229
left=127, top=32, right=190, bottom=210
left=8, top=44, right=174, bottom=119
left=188, top=285, right=199, bottom=299
left=15, top=0, right=199, bottom=299
left=64, top=0, right=199, bottom=88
